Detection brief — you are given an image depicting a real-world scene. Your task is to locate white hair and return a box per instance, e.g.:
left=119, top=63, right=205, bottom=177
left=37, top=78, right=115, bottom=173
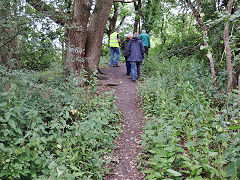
left=127, top=32, right=133, bottom=38
left=142, top=30, right=146, bottom=33
left=133, top=32, right=139, bottom=38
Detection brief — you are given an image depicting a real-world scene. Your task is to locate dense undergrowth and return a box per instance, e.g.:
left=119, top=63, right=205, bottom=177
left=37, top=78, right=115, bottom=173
left=0, top=64, right=121, bottom=179
left=139, top=56, right=240, bottom=179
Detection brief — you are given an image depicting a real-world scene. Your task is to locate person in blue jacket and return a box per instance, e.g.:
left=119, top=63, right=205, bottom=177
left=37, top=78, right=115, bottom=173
left=127, top=32, right=145, bottom=82
left=139, top=30, right=150, bottom=57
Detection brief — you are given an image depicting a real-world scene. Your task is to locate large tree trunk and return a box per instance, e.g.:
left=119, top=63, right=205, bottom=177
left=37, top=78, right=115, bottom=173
left=27, top=0, right=113, bottom=76
left=65, top=0, right=92, bottom=73
left=0, top=1, right=11, bottom=68
left=0, top=1, right=19, bottom=69
left=223, top=0, right=234, bottom=93
left=85, top=0, right=114, bottom=74
left=186, top=0, right=217, bottom=86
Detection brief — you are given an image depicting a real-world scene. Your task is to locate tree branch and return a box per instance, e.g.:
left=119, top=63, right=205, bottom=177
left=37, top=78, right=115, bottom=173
left=185, top=0, right=207, bottom=32
left=185, top=0, right=217, bottom=86
left=113, top=0, right=135, bottom=3
left=26, top=0, right=69, bottom=25
left=106, top=3, right=118, bottom=35
left=116, top=15, right=127, bottom=29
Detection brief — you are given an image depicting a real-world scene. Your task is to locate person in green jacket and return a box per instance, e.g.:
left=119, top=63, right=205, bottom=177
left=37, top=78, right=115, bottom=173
left=139, top=30, right=150, bottom=57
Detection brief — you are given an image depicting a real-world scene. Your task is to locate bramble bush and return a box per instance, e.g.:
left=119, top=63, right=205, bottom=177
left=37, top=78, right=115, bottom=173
left=139, top=57, right=240, bottom=179
left=0, top=64, right=121, bottom=179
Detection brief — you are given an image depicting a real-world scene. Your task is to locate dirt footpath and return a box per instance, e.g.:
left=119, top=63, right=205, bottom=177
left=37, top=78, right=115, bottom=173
left=99, top=63, right=145, bottom=180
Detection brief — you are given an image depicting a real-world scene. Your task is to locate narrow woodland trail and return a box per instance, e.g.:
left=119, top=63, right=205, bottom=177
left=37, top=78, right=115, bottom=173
left=99, top=63, right=145, bottom=180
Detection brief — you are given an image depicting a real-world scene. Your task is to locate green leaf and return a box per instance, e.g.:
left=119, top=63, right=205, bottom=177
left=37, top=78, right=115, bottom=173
left=196, top=168, right=202, bottom=176
left=0, top=143, right=5, bottom=150
left=8, top=119, right=16, bottom=130
left=229, top=126, right=240, bottom=130
left=167, top=169, right=182, bottom=177
left=70, top=165, right=79, bottom=171
left=48, top=161, right=57, bottom=169
left=145, top=173, right=158, bottom=179
left=217, top=133, right=227, bottom=141
left=57, top=168, right=64, bottom=177
left=142, top=169, right=155, bottom=174
left=208, top=151, right=218, bottom=157
left=0, top=102, right=7, bottom=107
left=65, top=111, right=70, bottom=119
left=15, top=138, right=24, bottom=144
left=15, top=128, right=22, bottom=135
left=225, top=161, right=237, bottom=176
left=1, top=92, right=8, bottom=96
left=0, top=117, right=6, bottom=123
left=73, top=172, right=85, bottom=177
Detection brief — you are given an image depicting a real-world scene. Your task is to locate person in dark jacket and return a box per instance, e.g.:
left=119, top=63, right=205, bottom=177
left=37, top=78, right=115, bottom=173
left=121, top=32, right=133, bottom=75
left=127, top=32, right=145, bottom=82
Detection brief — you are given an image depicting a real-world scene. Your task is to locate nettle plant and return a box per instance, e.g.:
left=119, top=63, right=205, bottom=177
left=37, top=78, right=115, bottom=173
left=0, top=65, right=121, bottom=179
left=139, top=57, right=240, bottom=179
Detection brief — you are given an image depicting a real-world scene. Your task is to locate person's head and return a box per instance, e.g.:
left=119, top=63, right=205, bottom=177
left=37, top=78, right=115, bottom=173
left=115, top=28, right=120, bottom=33
left=126, top=32, right=133, bottom=39
left=142, top=30, right=146, bottom=34
left=133, top=32, right=139, bottom=38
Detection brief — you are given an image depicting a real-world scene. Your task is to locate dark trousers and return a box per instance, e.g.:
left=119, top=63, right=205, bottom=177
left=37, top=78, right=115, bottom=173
left=124, top=56, right=131, bottom=75
left=130, top=61, right=141, bottom=81
left=144, top=46, right=149, bottom=56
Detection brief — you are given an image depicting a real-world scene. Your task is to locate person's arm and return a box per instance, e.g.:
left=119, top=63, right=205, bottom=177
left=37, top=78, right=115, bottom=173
left=117, top=34, right=121, bottom=43
left=148, top=35, right=150, bottom=48
left=139, top=34, right=142, bottom=40
left=121, top=40, right=125, bottom=51
left=140, top=41, right=145, bottom=57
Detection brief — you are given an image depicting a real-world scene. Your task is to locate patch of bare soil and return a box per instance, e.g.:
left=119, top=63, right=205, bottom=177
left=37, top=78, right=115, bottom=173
left=98, top=63, right=145, bottom=180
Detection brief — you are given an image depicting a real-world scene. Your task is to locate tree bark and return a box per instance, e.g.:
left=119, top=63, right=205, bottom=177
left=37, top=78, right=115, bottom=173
left=0, top=1, right=19, bottom=69
left=160, top=17, right=166, bottom=44
left=0, top=1, right=10, bottom=68
left=186, top=0, right=217, bottom=86
left=238, top=75, right=240, bottom=105
left=133, top=0, right=143, bottom=33
left=133, top=17, right=139, bottom=33
left=224, top=0, right=234, bottom=93
left=85, top=0, right=114, bottom=74
left=65, top=0, right=92, bottom=73
left=27, top=0, right=113, bottom=75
